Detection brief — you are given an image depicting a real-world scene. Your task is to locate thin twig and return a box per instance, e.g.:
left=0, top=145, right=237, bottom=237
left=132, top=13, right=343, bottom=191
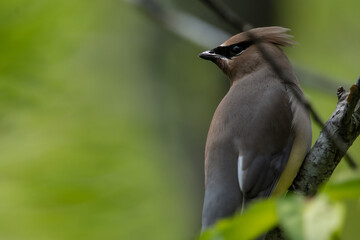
left=199, top=0, right=253, bottom=32
left=124, top=0, right=348, bottom=94
left=124, top=0, right=231, bottom=48
left=200, top=0, right=357, bottom=169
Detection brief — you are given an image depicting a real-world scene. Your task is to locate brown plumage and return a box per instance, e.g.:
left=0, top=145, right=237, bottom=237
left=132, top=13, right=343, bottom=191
left=222, top=26, right=296, bottom=46
left=199, top=26, right=312, bottom=230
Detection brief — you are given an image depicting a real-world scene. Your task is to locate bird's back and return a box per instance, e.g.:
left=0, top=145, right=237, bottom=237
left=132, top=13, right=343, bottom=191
left=203, top=66, right=311, bottom=229
left=200, top=27, right=312, bottom=231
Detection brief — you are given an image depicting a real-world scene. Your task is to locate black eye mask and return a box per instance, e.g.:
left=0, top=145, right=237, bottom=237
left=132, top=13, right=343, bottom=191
left=213, top=41, right=253, bottom=59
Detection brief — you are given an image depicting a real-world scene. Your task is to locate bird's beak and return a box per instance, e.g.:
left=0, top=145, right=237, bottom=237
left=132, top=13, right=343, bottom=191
left=199, top=50, right=219, bottom=61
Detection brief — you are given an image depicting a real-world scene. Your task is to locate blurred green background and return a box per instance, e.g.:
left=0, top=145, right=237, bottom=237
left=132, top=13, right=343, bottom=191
left=0, top=0, right=359, bottom=239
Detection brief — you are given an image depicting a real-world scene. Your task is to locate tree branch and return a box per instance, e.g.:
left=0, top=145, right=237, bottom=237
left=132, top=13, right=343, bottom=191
left=293, top=79, right=360, bottom=195
left=199, top=0, right=253, bottom=32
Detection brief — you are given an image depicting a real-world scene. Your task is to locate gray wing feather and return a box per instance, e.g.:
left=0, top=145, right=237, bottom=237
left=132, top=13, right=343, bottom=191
left=240, top=134, right=294, bottom=205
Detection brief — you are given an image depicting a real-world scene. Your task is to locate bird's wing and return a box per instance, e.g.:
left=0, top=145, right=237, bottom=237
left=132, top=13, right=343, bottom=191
left=234, top=82, right=295, bottom=205
left=238, top=134, right=294, bottom=205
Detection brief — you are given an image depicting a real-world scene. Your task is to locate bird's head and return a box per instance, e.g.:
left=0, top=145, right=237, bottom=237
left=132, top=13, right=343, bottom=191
left=199, top=26, right=296, bottom=81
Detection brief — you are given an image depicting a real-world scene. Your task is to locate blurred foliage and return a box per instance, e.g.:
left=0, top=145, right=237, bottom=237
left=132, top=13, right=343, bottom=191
left=199, top=177, right=360, bottom=240
left=0, top=1, right=204, bottom=239
left=323, top=178, right=360, bottom=200
left=200, top=199, right=277, bottom=240
left=278, top=0, right=360, bottom=83
left=0, top=0, right=359, bottom=240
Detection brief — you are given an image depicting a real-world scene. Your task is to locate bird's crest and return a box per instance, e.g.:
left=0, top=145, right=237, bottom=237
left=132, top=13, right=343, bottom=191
left=222, top=26, right=296, bottom=47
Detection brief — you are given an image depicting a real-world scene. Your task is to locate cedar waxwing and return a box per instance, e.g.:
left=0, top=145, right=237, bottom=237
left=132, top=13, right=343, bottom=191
left=199, top=26, right=312, bottom=229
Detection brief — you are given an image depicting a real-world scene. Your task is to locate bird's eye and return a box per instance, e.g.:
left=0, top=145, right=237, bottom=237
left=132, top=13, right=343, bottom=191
left=214, top=41, right=252, bottom=59
left=230, top=45, right=242, bottom=55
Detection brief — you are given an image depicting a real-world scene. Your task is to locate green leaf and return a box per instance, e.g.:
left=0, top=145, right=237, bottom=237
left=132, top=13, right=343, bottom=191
left=323, top=178, right=360, bottom=200
left=303, top=196, right=344, bottom=240
left=277, top=195, right=345, bottom=240
left=199, top=199, right=278, bottom=240
left=277, top=195, right=306, bottom=240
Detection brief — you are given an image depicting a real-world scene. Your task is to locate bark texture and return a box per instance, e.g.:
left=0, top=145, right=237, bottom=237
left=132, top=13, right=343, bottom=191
left=293, top=80, right=360, bottom=196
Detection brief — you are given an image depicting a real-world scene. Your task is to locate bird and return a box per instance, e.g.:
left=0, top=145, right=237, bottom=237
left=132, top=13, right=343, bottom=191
left=199, top=26, right=312, bottom=230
